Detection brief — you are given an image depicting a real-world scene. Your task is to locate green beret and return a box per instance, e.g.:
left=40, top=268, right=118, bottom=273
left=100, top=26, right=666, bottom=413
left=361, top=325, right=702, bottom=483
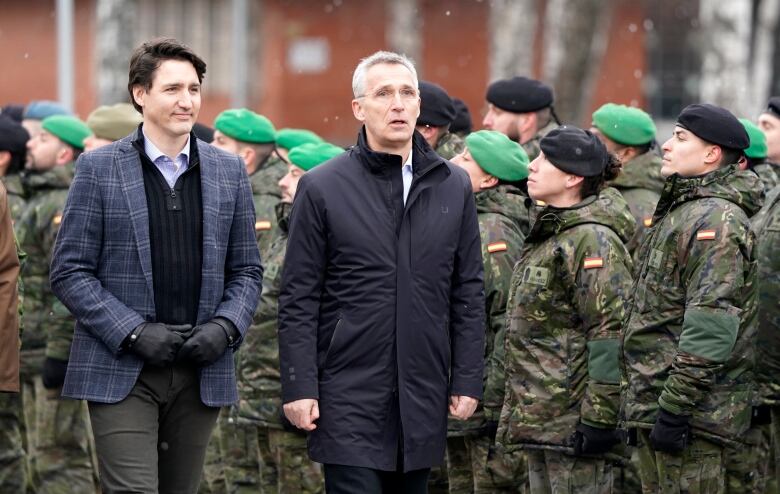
left=214, top=108, right=275, bottom=144
left=465, top=130, right=529, bottom=181
left=592, top=103, right=656, bottom=146
left=289, top=142, right=343, bottom=171
left=276, top=128, right=323, bottom=151
left=41, top=115, right=91, bottom=150
left=86, top=103, right=142, bottom=141
left=739, top=118, right=768, bottom=159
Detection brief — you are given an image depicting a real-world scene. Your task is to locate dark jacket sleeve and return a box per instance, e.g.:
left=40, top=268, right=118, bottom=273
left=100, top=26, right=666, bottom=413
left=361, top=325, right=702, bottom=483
left=449, top=178, right=486, bottom=399
left=50, top=153, right=146, bottom=353
left=0, top=184, right=20, bottom=392
left=214, top=157, right=264, bottom=341
left=278, top=174, right=327, bottom=403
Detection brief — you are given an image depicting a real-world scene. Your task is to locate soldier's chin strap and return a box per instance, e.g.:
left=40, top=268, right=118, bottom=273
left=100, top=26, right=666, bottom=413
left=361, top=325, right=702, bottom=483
left=272, top=146, right=289, bottom=165
left=550, top=106, right=562, bottom=126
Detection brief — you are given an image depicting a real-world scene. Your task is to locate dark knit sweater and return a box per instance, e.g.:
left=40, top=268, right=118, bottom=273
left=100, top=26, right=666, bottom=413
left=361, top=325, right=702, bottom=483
left=132, top=135, right=203, bottom=326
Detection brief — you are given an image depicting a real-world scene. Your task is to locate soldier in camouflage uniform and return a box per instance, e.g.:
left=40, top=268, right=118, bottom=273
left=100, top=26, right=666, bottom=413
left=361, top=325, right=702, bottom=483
left=0, top=114, right=28, bottom=493
left=415, top=81, right=465, bottom=160
left=590, top=103, right=664, bottom=257
left=218, top=142, right=342, bottom=494
left=621, top=104, right=761, bottom=493
left=483, top=77, right=560, bottom=161
left=756, top=97, right=780, bottom=192
left=212, top=109, right=286, bottom=258
left=751, top=184, right=780, bottom=494
left=499, top=126, right=634, bottom=494
left=447, top=131, right=529, bottom=493
left=19, top=115, right=99, bottom=493
left=739, top=118, right=778, bottom=195
left=274, top=128, right=323, bottom=164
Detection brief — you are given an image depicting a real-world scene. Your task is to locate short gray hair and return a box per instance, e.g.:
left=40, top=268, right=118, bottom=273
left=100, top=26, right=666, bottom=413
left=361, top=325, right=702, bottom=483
left=352, top=51, right=419, bottom=98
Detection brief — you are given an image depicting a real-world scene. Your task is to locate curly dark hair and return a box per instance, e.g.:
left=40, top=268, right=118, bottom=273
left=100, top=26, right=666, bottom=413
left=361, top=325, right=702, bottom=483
left=127, top=38, right=207, bottom=114
left=580, top=153, right=622, bottom=198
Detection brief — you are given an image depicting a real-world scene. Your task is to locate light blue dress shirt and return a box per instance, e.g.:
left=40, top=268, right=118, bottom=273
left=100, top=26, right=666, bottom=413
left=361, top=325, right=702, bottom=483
left=402, top=149, right=413, bottom=205
left=143, top=129, right=190, bottom=189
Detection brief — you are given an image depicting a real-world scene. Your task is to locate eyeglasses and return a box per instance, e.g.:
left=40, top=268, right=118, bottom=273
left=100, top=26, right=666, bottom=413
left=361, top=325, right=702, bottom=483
left=356, top=87, right=419, bottom=103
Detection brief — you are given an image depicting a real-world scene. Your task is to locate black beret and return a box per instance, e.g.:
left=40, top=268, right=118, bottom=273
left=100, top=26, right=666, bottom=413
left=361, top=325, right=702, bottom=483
left=539, top=125, right=608, bottom=177
left=0, top=114, right=30, bottom=155
left=765, top=97, right=780, bottom=118
left=417, top=81, right=456, bottom=127
left=192, top=122, right=215, bottom=143
left=486, top=76, right=553, bottom=113
left=1, top=104, right=24, bottom=123
left=676, top=103, right=749, bottom=150
left=450, top=98, right=472, bottom=134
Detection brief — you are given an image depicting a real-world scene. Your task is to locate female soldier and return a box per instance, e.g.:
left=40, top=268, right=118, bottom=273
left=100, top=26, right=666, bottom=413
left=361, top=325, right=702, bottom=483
left=497, top=126, right=635, bottom=493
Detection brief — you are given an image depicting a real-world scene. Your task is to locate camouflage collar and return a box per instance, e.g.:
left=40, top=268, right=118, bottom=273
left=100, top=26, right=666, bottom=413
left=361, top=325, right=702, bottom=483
left=610, top=150, right=664, bottom=193
left=21, top=161, right=74, bottom=194
left=1, top=173, right=25, bottom=197
left=275, top=201, right=292, bottom=232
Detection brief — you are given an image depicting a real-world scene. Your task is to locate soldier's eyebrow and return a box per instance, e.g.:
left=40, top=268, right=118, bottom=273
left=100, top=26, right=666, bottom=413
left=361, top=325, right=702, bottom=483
left=674, top=129, right=687, bottom=139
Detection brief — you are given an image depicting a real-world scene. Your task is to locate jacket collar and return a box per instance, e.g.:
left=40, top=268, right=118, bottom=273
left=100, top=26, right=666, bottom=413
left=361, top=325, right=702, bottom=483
left=353, top=126, right=445, bottom=177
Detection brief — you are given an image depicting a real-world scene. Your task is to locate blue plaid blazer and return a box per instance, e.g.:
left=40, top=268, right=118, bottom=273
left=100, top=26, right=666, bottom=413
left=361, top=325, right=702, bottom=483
left=50, top=131, right=263, bottom=406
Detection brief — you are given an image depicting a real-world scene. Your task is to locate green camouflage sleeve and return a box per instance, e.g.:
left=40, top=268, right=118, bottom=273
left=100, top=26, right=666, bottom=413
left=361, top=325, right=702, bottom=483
left=481, top=223, right=524, bottom=415
left=43, top=208, right=74, bottom=361
left=571, top=229, right=633, bottom=428
left=658, top=217, right=752, bottom=416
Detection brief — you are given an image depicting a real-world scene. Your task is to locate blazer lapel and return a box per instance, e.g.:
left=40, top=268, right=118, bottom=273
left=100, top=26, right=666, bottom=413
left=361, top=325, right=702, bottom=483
left=116, top=136, right=155, bottom=300
left=197, top=139, right=220, bottom=323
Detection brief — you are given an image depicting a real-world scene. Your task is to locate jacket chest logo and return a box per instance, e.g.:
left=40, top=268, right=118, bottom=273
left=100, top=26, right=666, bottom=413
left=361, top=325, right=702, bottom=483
left=522, top=265, right=549, bottom=287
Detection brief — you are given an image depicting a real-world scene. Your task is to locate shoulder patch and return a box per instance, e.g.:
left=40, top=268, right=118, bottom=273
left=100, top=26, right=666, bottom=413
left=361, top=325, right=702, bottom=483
left=487, top=241, right=507, bottom=253
left=583, top=257, right=604, bottom=269
left=53, top=214, right=62, bottom=226
left=522, top=265, right=549, bottom=287
left=255, top=220, right=272, bottom=231
left=695, top=229, right=716, bottom=241
left=643, top=217, right=653, bottom=228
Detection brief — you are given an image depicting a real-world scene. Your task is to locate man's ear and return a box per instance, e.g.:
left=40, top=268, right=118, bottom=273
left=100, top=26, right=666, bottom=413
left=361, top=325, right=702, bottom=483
left=56, top=145, right=75, bottom=166
left=132, top=85, right=146, bottom=112
left=352, top=99, right=365, bottom=122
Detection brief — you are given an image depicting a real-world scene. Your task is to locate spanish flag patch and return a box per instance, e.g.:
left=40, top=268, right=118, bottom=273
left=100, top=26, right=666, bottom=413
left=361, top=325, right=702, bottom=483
left=487, top=241, right=507, bottom=253
left=53, top=214, right=62, bottom=226
left=696, top=229, right=716, bottom=241
left=643, top=217, right=653, bottom=228
left=583, top=257, right=604, bottom=269
left=255, top=220, right=271, bottom=231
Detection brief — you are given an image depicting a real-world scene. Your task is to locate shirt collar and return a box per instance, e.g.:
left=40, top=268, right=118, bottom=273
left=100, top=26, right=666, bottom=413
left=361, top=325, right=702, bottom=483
left=403, top=148, right=413, bottom=172
left=142, top=127, right=191, bottom=163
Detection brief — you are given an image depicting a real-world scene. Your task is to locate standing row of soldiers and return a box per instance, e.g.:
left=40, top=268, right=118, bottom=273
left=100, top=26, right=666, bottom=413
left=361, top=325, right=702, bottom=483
left=1, top=70, right=779, bottom=494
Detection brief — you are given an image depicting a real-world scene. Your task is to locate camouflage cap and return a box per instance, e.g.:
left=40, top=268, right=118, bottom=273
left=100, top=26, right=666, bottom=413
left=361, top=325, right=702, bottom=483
left=86, top=103, right=142, bottom=141
left=739, top=118, right=768, bottom=160
left=288, top=142, right=343, bottom=171
left=41, top=115, right=92, bottom=150
left=592, top=103, right=656, bottom=146
left=214, top=108, right=275, bottom=144
left=466, top=130, right=529, bottom=181
left=276, top=128, right=323, bottom=150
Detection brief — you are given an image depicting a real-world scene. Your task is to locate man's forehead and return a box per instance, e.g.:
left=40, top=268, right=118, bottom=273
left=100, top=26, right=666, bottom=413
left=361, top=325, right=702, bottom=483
left=151, top=59, right=199, bottom=86
left=759, top=112, right=780, bottom=125
left=364, top=63, right=416, bottom=87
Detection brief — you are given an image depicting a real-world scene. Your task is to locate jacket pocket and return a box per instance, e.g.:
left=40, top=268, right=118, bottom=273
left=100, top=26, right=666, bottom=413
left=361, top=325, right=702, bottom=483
left=321, top=318, right=342, bottom=369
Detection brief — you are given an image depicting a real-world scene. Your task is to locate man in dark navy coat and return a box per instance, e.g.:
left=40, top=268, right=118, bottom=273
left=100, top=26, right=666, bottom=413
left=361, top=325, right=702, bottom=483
left=278, top=51, right=486, bottom=493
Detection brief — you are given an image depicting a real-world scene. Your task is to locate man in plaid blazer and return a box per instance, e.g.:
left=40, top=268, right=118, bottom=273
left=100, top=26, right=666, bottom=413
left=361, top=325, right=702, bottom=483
left=49, top=38, right=262, bottom=493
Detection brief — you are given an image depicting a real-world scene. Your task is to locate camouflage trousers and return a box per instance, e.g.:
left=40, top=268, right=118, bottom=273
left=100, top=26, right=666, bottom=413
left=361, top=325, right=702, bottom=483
left=526, top=449, right=612, bottom=494
left=0, top=392, right=26, bottom=493
left=216, top=418, right=323, bottom=493
left=446, top=435, right=528, bottom=493
left=198, top=418, right=225, bottom=493
left=21, top=372, right=99, bottom=494
left=636, top=428, right=724, bottom=494
left=767, top=407, right=780, bottom=494
left=724, top=423, right=770, bottom=493
left=612, top=447, right=642, bottom=494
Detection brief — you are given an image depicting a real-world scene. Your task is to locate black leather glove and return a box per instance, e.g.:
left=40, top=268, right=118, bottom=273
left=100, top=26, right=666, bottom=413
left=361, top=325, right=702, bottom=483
left=42, top=357, right=69, bottom=389
left=649, top=408, right=690, bottom=453
left=176, top=318, right=236, bottom=367
left=752, top=405, right=772, bottom=426
left=572, top=422, right=621, bottom=455
left=125, top=323, right=189, bottom=367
